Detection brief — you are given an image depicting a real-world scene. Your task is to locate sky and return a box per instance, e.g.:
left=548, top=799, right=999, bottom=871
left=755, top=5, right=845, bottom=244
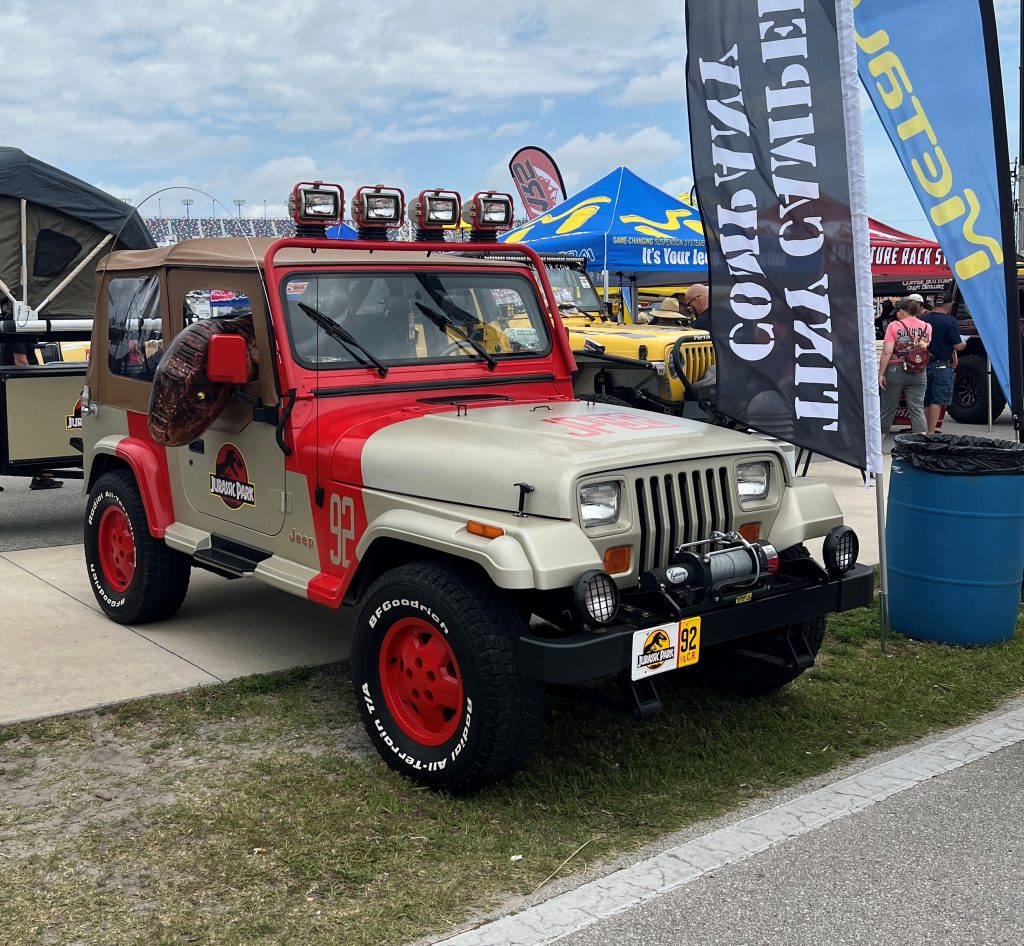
left=1, top=0, right=1019, bottom=237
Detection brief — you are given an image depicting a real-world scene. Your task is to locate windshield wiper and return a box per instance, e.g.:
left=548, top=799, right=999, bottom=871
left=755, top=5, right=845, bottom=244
left=415, top=302, right=497, bottom=370
left=298, top=302, right=388, bottom=377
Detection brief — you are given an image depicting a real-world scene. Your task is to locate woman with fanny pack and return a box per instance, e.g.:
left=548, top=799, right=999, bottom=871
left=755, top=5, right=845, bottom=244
left=878, top=295, right=932, bottom=437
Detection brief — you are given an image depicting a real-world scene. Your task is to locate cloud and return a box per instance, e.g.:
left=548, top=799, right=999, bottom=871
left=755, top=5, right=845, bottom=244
left=553, top=127, right=687, bottom=191
left=613, top=61, right=687, bottom=106
left=491, top=121, right=534, bottom=139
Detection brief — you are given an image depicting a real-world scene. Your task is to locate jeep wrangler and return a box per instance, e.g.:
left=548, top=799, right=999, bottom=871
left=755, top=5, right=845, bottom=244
left=80, top=183, right=873, bottom=792
left=521, top=255, right=718, bottom=416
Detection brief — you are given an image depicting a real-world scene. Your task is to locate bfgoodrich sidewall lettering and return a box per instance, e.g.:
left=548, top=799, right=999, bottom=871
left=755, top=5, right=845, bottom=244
left=356, top=597, right=481, bottom=777
left=85, top=489, right=133, bottom=610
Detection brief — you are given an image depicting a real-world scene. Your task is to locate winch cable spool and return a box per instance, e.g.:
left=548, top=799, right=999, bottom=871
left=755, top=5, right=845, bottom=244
left=706, top=545, right=762, bottom=584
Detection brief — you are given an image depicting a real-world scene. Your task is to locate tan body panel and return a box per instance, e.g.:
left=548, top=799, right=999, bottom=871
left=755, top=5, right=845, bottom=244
left=2, top=368, right=86, bottom=463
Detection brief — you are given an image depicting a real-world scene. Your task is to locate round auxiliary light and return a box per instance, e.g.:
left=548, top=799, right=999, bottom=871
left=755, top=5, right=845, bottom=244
left=574, top=569, right=620, bottom=626
left=822, top=526, right=859, bottom=576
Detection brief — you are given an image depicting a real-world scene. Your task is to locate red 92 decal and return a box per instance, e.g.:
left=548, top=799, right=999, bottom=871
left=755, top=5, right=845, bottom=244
left=542, top=412, right=679, bottom=438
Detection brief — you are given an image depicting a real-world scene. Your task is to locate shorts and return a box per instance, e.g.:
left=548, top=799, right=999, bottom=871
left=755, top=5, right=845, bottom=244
left=925, top=363, right=954, bottom=406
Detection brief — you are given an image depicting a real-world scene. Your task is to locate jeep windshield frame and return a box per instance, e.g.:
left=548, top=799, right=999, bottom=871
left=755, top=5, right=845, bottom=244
left=278, top=267, right=554, bottom=372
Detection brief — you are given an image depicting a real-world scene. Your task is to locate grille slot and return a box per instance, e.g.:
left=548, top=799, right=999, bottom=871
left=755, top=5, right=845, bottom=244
left=633, top=464, right=732, bottom=571
left=679, top=341, right=715, bottom=382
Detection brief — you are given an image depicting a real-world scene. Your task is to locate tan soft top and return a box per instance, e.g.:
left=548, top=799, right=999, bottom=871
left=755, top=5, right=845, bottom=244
left=100, top=238, right=532, bottom=273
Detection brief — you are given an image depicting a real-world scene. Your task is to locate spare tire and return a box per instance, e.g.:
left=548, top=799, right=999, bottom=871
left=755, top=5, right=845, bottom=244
left=148, top=316, right=258, bottom=446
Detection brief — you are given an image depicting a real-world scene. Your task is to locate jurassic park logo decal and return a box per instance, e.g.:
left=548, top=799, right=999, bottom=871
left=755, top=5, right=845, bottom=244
left=66, top=398, right=83, bottom=431
left=630, top=619, right=702, bottom=681
left=209, top=443, right=255, bottom=509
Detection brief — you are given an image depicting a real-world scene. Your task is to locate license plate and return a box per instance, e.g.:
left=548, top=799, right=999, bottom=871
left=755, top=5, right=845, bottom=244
left=630, top=617, right=702, bottom=681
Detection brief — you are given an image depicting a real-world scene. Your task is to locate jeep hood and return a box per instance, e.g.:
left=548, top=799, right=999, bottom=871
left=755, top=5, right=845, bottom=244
left=340, top=400, right=779, bottom=519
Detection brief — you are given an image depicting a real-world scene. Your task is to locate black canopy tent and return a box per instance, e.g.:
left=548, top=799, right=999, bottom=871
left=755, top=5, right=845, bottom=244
left=0, top=147, right=154, bottom=334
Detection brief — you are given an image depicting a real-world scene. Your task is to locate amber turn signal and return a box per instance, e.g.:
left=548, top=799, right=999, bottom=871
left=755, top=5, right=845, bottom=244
left=467, top=520, right=505, bottom=539
left=738, top=522, right=761, bottom=541
left=603, top=545, right=632, bottom=574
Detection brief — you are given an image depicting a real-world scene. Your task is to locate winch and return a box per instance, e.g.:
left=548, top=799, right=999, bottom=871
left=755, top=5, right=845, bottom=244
left=640, top=531, right=780, bottom=597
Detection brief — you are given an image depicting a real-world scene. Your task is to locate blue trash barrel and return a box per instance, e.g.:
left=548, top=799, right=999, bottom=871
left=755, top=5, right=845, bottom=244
left=886, top=434, right=1024, bottom=646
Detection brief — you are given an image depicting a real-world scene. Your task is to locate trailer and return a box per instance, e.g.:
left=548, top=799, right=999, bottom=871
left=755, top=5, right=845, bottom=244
left=0, top=147, right=154, bottom=478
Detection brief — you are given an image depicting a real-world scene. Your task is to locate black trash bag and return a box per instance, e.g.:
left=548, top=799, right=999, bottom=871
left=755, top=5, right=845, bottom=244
left=892, top=433, right=1024, bottom=476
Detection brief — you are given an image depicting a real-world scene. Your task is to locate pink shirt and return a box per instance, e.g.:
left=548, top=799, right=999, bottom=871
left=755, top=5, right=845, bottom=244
left=884, top=316, right=932, bottom=367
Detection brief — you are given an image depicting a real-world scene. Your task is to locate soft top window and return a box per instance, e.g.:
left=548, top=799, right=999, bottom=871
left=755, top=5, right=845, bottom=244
left=281, top=269, right=551, bottom=370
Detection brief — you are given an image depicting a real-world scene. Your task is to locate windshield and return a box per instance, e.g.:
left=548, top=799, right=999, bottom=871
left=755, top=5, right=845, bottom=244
left=544, top=266, right=603, bottom=314
left=281, top=270, right=551, bottom=369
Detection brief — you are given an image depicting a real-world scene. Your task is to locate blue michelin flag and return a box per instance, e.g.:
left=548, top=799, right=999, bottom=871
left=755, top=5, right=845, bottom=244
left=855, top=0, right=1016, bottom=407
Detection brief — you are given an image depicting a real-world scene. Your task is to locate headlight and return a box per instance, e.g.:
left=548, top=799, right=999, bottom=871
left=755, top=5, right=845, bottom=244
left=579, top=482, right=620, bottom=527
left=737, top=461, right=770, bottom=501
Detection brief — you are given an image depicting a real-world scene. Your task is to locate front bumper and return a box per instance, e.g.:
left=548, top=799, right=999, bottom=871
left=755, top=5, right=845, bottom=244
left=518, top=562, right=874, bottom=684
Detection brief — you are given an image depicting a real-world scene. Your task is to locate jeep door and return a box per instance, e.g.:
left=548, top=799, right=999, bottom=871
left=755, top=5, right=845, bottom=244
left=167, top=271, right=287, bottom=537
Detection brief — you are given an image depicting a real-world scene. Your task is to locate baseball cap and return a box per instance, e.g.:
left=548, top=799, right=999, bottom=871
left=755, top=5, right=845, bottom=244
left=906, top=293, right=924, bottom=303
left=931, top=290, right=951, bottom=305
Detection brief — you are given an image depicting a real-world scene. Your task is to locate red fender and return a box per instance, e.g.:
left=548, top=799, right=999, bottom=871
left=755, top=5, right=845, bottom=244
left=113, top=413, right=176, bottom=538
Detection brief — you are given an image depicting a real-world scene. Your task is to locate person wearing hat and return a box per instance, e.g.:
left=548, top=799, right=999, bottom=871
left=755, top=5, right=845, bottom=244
left=648, top=296, right=688, bottom=326
left=879, top=296, right=932, bottom=437
left=920, top=290, right=966, bottom=434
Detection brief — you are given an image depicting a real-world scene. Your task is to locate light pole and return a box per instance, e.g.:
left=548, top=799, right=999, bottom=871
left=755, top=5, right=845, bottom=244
left=158, top=198, right=162, bottom=219
left=181, top=197, right=194, bottom=220
left=263, top=199, right=268, bottom=220
left=234, top=198, right=245, bottom=218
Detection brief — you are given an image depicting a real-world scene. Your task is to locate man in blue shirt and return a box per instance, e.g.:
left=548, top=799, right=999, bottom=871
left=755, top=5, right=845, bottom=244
left=920, top=291, right=966, bottom=434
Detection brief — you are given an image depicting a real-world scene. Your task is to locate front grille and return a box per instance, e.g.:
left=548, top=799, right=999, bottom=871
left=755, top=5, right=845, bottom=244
left=678, top=340, right=715, bottom=382
left=634, top=464, right=733, bottom=572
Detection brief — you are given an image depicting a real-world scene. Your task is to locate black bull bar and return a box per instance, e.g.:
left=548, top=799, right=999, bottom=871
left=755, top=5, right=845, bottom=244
left=517, top=563, right=874, bottom=684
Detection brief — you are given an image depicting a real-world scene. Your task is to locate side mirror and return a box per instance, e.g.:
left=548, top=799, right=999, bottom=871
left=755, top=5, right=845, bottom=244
left=207, top=333, right=249, bottom=384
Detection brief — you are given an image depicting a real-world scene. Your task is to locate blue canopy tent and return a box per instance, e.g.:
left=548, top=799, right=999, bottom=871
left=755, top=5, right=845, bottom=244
left=501, top=167, right=708, bottom=314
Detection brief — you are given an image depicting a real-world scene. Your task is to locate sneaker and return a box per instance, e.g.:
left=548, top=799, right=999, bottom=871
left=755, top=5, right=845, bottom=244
left=30, top=475, right=63, bottom=490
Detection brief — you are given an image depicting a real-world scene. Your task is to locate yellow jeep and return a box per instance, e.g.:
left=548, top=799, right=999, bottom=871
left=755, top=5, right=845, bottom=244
left=538, top=259, right=716, bottom=415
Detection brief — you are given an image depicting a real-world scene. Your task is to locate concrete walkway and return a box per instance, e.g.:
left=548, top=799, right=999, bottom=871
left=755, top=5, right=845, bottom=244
left=0, top=544, right=349, bottom=725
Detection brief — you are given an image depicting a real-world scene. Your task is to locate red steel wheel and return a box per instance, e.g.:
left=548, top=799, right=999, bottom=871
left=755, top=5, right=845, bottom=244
left=379, top=617, right=464, bottom=746
left=97, top=505, right=136, bottom=593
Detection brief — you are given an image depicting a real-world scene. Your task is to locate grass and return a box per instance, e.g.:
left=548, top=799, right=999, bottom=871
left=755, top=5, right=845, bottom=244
left=2, top=601, right=1024, bottom=946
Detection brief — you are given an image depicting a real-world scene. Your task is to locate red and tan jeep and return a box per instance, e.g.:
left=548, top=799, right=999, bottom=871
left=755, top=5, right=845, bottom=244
left=80, top=184, right=872, bottom=792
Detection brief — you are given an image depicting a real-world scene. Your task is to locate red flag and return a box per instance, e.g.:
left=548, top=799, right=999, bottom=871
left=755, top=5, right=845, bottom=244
left=508, top=147, right=567, bottom=220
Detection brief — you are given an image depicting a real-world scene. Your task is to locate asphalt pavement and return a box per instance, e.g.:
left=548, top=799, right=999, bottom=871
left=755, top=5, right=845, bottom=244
left=432, top=704, right=1024, bottom=946
left=0, top=473, right=84, bottom=550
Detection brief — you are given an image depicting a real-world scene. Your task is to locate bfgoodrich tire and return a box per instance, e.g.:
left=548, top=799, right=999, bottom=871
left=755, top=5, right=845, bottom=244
left=351, top=562, right=545, bottom=793
left=84, top=470, right=191, bottom=624
left=949, top=354, right=1005, bottom=425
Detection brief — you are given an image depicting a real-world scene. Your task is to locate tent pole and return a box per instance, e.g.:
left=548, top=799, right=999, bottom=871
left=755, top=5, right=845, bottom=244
left=602, top=270, right=611, bottom=320
left=20, top=198, right=28, bottom=304
left=875, top=467, right=889, bottom=652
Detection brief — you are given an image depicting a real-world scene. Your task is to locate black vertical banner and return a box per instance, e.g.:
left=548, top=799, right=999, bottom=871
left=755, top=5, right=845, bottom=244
left=686, top=0, right=876, bottom=470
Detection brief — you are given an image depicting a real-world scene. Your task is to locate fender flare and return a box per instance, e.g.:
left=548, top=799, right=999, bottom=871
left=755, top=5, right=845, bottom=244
left=355, top=509, right=535, bottom=590
left=91, top=434, right=175, bottom=538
